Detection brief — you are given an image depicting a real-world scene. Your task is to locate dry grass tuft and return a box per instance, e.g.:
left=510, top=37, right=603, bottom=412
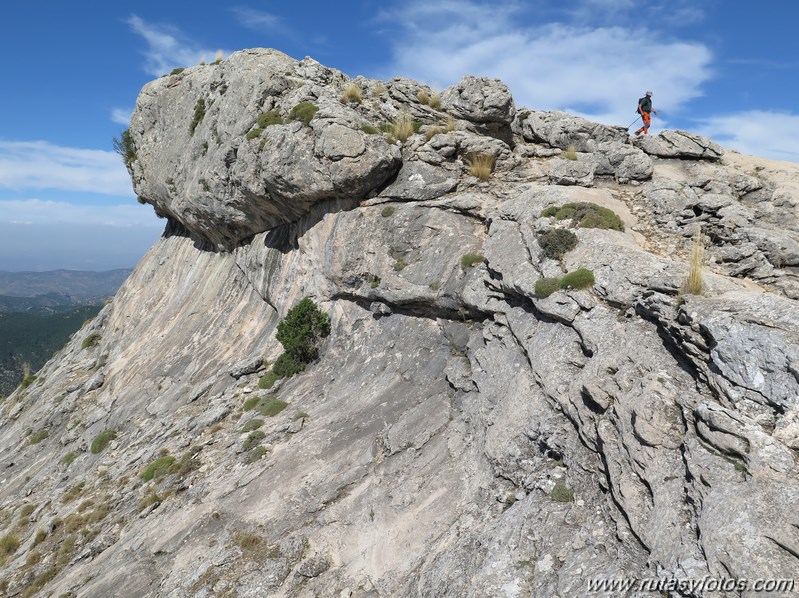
left=445, top=113, right=457, bottom=132
left=429, top=93, right=442, bottom=110
left=391, top=111, right=416, bottom=142
left=465, top=152, right=495, bottom=181
left=564, top=145, right=578, bottom=160
left=373, top=84, right=387, bottom=97
left=340, top=83, right=363, bottom=104
left=680, top=228, right=705, bottom=296
left=417, top=90, right=430, bottom=105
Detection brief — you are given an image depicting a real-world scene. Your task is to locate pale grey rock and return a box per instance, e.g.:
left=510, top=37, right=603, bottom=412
left=522, top=110, right=629, bottom=151
left=441, top=75, right=514, bottom=126
left=636, top=130, right=724, bottom=160
left=379, top=161, right=458, bottom=201
left=229, top=355, right=266, bottom=378
left=129, top=48, right=402, bottom=248
left=549, top=158, right=596, bottom=186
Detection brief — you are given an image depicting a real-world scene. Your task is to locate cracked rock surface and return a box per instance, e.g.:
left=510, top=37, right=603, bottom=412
left=2, top=49, right=799, bottom=597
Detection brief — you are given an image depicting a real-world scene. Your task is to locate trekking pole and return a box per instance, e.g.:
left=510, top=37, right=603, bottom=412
left=627, top=116, right=641, bottom=129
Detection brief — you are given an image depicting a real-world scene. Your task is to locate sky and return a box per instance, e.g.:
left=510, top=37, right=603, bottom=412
left=1, top=0, right=797, bottom=271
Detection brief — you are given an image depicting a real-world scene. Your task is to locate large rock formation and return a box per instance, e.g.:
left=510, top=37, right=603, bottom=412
left=1, top=49, right=799, bottom=597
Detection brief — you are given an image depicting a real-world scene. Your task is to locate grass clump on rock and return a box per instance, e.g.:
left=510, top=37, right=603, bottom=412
left=257, top=110, right=283, bottom=128
left=551, top=481, right=574, bottom=502
left=560, top=268, right=595, bottom=290
left=140, top=455, right=176, bottom=482
left=461, top=253, right=484, bottom=270
left=81, top=332, right=101, bottom=349
left=465, top=152, right=495, bottom=181
left=541, top=202, right=624, bottom=232
left=680, top=228, right=705, bottom=296
left=189, top=98, right=206, bottom=135
left=90, top=430, right=116, bottom=454
left=538, top=228, right=579, bottom=261
left=535, top=277, right=562, bottom=299
left=535, top=268, right=595, bottom=298
left=289, top=102, right=319, bottom=125
left=340, top=84, right=363, bottom=104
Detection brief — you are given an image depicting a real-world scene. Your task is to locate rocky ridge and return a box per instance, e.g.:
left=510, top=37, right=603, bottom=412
left=1, top=48, right=798, bottom=597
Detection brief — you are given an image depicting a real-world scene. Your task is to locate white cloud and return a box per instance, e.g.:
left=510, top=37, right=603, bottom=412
left=127, top=15, right=229, bottom=76
left=378, top=0, right=712, bottom=129
left=0, top=140, right=133, bottom=197
left=111, top=107, right=133, bottom=126
left=696, top=110, right=799, bottom=162
left=0, top=199, right=163, bottom=228
left=232, top=7, right=283, bottom=30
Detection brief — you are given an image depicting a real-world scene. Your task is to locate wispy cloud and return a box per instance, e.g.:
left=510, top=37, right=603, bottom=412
left=377, top=0, right=712, bottom=128
left=127, top=15, right=228, bottom=76
left=232, top=6, right=283, bottom=31
left=0, top=141, right=133, bottom=197
left=0, top=199, right=162, bottom=228
left=696, top=110, right=799, bottom=162
left=111, top=107, right=133, bottom=126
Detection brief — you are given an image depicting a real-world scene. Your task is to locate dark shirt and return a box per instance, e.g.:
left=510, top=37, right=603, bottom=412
left=639, top=96, right=652, bottom=113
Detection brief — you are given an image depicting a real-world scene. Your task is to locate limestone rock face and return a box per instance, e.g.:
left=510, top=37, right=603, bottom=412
left=129, top=49, right=402, bottom=248
left=636, top=129, right=725, bottom=160
left=3, top=49, right=799, bottom=598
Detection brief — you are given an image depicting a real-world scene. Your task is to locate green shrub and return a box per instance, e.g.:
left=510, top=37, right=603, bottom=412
left=361, top=124, right=379, bottom=135
left=246, top=127, right=263, bottom=140
left=29, top=428, right=49, bottom=444
left=257, top=371, right=280, bottom=390
left=257, top=110, right=283, bottom=128
left=460, top=253, right=484, bottom=270
left=241, top=419, right=264, bottom=432
left=82, top=332, right=101, bottom=349
left=289, top=102, right=319, bottom=125
left=540, top=202, right=624, bottom=232
left=90, top=430, right=116, bottom=454
left=258, top=396, right=287, bottom=417
left=61, top=452, right=77, bottom=466
left=272, top=353, right=305, bottom=378
left=189, top=98, right=206, bottom=135
left=394, top=258, right=408, bottom=271
left=381, top=206, right=396, bottom=217
left=370, top=276, right=381, bottom=289
left=276, top=297, right=331, bottom=365
left=535, top=277, right=562, bottom=298
left=170, top=67, right=185, bottom=76
left=243, top=396, right=261, bottom=411
left=113, top=129, right=137, bottom=167
left=141, top=455, right=176, bottom=482
left=244, top=395, right=288, bottom=417
left=551, top=481, right=574, bottom=502
left=538, top=228, right=579, bottom=260
left=243, top=430, right=267, bottom=450
left=560, top=268, right=595, bottom=290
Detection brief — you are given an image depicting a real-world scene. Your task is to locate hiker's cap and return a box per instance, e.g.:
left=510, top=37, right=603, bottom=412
left=646, top=90, right=653, bottom=96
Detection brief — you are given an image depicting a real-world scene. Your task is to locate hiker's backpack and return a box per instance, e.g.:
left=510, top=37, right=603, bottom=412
left=636, top=96, right=651, bottom=113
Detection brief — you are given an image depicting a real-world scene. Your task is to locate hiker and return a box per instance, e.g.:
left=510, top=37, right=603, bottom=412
left=634, top=91, right=658, bottom=136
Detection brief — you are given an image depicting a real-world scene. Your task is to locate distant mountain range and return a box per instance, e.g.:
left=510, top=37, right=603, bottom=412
left=0, top=269, right=131, bottom=395
left=0, top=269, right=131, bottom=312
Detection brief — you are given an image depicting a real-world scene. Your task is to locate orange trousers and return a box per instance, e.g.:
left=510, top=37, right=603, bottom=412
left=635, top=112, right=652, bottom=135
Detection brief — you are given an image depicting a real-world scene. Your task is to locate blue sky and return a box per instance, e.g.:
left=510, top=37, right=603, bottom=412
left=1, top=0, right=797, bottom=271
